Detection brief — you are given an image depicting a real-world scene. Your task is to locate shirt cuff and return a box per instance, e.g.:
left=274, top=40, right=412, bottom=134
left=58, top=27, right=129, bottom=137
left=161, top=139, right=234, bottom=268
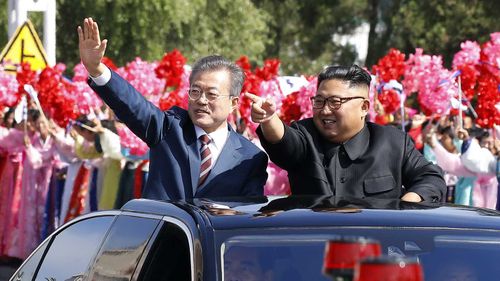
left=461, top=139, right=472, bottom=154
left=89, top=66, right=111, bottom=86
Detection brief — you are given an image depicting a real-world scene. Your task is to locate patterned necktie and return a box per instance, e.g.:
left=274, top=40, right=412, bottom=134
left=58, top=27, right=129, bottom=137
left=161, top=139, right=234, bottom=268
left=198, top=134, right=212, bottom=187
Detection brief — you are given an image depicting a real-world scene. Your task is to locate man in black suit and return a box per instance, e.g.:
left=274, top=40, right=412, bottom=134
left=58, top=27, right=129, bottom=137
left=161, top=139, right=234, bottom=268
left=78, top=18, right=268, bottom=200
left=247, top=65, right=445, bottom=202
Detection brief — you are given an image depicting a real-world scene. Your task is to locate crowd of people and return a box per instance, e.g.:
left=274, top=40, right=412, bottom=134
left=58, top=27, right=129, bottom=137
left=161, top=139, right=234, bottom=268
left=0, top=104, right=134, bottom=261
left=0, top=18, right=497, bottom=267
left=0, top=71, right=498, bottom=263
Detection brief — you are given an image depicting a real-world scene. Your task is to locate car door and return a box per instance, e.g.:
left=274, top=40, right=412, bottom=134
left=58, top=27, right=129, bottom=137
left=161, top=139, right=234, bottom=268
left=87, top=213, right=162, bottom=280
left=11, top=212, right=117, bottom=281
left=11, top=211, right=198, bottom=281
left=87, top=212, right=196, bottom=281
left=133, top=216, right=196, bottom=281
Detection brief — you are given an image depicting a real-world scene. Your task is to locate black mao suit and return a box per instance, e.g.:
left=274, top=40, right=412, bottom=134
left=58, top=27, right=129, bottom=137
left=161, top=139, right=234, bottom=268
left=257, top=119, right=445, bottom=202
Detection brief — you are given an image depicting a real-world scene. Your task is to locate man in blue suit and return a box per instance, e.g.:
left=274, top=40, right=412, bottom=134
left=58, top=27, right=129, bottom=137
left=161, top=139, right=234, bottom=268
left=78, top=18, right=268, bottom=200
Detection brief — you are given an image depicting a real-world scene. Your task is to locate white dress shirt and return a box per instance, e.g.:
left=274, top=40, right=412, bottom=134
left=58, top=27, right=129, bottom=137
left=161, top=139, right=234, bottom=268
left=194, top=125, right=229, bottom=169
left=90, top=66, right=112, bottom=85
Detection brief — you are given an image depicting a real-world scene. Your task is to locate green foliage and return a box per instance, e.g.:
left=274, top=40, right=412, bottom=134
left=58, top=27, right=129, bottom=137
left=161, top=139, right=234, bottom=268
left=389, top=0, right=500, bottom=67
left=54, top=0, right=269, bottom=74
left=177, top=0, right=270, bottom=61
left=0, top=0, right=6, bottom=44
left=253, top=0, right=368, bottom=75
left=0, top=0, right=498, bottom=75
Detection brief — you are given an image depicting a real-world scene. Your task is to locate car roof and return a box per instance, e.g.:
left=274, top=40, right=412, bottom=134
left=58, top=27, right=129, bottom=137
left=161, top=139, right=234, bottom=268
left=121, top=196, right=500, bottom=231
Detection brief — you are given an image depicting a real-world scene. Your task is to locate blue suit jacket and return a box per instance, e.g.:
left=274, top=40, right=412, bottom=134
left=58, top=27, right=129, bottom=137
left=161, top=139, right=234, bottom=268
left=89, top=70, right=268, bottom=200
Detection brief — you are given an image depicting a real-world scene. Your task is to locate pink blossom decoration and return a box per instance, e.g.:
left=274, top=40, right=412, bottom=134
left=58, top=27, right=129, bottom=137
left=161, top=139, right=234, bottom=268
left=0, top=67, right=20, bottom=107
left=116, top=57, right=164, bottom=98
left=116, top=123, right=149, bottom=157
left=295, top=77, right=317, bottom=119
left=452, top=41, right=481, bottom=67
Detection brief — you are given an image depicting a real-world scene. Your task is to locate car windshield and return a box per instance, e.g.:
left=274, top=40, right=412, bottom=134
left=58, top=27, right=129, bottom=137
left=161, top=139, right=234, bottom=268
left=220, top=228, right=500, bottom=281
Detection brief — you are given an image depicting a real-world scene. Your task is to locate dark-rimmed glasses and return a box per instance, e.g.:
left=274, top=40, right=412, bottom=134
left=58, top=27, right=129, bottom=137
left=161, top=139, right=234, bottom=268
left=188, top=88, right=232, bottom=101
left=310, top=96, right=365, bottom=110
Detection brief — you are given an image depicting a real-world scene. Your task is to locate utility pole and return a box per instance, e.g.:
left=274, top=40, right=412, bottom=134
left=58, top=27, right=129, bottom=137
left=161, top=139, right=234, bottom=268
left=8, top=0, right=56, bottom=66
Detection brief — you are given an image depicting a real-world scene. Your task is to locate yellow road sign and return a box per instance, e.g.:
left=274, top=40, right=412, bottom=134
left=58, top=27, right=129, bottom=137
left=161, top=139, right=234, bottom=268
left=0, top=19, right=48, bottom=73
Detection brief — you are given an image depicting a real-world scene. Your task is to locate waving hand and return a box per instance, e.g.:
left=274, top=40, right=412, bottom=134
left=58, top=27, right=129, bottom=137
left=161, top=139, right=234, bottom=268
left=77, top=18, right=107, bottom=77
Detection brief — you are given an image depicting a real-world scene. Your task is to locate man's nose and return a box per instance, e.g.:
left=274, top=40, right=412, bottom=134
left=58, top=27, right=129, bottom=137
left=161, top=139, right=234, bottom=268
left=197, top=94, right=209, bottom=104
left=320, top=104, right=334, bottom=114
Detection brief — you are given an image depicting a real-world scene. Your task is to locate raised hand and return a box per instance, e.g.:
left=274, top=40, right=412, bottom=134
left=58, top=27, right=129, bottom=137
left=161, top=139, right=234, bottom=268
left=455, top=128, right=469, bottom=141
left=77, top=18, right=107, bottom=77
left=245, top=93, right=277, bottom=124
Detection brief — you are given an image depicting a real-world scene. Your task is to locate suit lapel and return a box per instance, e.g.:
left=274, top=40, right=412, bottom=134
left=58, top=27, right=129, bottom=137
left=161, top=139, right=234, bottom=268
left=182, top=120, right=200, bottom=197
left=196, top=129, right=242, bottom=194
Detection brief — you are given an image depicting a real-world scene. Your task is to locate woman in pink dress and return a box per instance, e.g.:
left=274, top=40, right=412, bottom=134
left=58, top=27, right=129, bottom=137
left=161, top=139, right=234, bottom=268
left=17, top=111, right=62, bottom=259
left=0, top=117, right=34, bottom=258
left=1, top=110, right=62, bottom=259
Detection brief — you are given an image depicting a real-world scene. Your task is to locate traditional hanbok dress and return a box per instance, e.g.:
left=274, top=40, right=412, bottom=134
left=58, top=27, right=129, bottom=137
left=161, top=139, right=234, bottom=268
left=49, top=131, right=83, bottom=225
left=0, top=128, right=38, bottom=259
left=74, top=129, right=123, bottom=210
left=15, top=132, right=61, bottom=258
left=461, top=139, right=499, bottom=209
left=431, top=141, right=476, bottom=206
left=64, top=135, right=100, bottom=223
left=96, top=128, right=123, bottom=209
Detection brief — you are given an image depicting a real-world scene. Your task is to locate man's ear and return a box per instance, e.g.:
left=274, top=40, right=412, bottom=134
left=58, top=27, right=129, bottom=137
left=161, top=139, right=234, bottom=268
left=361, top=99, right=370, bottom=118
left=231, top=96, right=239, bottom=112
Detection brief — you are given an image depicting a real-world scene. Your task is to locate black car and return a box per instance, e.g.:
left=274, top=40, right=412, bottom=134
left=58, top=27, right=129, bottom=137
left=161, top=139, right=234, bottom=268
left=10, top=195, right=500, bottom=281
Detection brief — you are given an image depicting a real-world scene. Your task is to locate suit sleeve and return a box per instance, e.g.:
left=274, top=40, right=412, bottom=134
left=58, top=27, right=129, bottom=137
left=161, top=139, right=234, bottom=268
left=401, top=134, right=446, bottom=202
left=240, top=151, right=269, bottom=196
left=88, top=70, right=167, bottom=146
left=257, top=122, right=308, bottom=170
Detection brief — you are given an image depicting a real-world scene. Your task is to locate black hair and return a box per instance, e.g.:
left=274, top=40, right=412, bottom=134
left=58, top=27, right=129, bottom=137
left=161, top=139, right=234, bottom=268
left=75, top=115, right=96, bottom=132
left=438, top=126, right=455, bottom=139
left=100, top=119, right=118, bottom=134
left=475, top=129, right=490, bottom=143
left=3, top=107, right=16, bottom=127
left=317, top=64, right=371, bottom=90
left=27, top=109, right=40, bottom=122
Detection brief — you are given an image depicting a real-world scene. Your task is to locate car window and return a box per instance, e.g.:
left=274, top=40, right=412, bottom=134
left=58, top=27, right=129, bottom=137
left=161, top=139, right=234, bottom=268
left=34, top=216, right=114, bottom=281
left=138, top=221, right=192, bottom=281
left=220, top=228, right=500, bottom=281
left=222, top=236, right=328, bottom=281
left=88, top=215, right=160, bottom=280
left=10, top=239, right=49, bottom=281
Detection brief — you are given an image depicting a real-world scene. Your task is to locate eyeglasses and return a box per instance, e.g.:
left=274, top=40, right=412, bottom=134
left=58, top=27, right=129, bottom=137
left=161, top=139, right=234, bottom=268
left=188, top=88, right=232, bottom=101
left=310, top=96, right=365, bottom=110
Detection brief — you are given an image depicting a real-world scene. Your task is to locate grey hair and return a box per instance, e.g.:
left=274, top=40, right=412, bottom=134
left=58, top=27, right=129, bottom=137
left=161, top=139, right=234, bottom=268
left=189, top=55, right=245, bottom=97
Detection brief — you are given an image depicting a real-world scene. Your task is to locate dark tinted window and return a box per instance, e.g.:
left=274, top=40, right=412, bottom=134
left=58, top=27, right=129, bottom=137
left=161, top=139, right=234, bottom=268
left=35, top=216, right=114, bottom=281
left=220, top=228, right=500, bottom=281
left=139, top=222, right=191, bottom=281
left=89, top=215, right=160, bottom=280
left=11, top=239, right=49, bottom=281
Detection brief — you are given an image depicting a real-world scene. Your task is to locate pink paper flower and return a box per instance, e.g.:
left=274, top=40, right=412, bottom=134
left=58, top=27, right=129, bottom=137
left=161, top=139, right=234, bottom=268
left=0, top=67, right=19, bottom=107
left=453, top=41, right=481, bottom=67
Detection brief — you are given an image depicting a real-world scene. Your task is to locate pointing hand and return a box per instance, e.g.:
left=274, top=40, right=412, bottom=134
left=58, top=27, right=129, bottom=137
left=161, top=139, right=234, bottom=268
left=245, top=93, right=277, bottom=123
